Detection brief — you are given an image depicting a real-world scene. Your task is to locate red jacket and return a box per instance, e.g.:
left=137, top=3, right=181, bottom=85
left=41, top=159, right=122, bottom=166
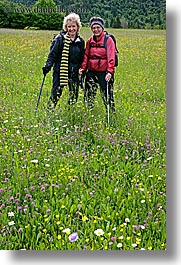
left=81, top=31, right=115, bottom=75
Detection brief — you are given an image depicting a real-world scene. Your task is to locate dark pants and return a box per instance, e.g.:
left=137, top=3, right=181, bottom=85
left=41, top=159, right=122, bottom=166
left=84, top=70, right=115, bottom=112
left=48, top=66, right=79, bottom=109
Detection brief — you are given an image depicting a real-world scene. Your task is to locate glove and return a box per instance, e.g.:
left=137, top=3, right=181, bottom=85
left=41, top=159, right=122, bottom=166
left=42, top=66, right=51, bottom=76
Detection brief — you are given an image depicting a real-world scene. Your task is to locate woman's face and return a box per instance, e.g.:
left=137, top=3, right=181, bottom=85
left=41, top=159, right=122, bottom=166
left=91, top=24, right=103, bottom=37
left=66, top=22, right=78, bottom=38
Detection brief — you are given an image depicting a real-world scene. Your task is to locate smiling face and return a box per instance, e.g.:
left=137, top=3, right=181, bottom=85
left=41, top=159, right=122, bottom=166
left=91, top=24, right=103, bottom=38
left=66, top=22, right=78, bottom=38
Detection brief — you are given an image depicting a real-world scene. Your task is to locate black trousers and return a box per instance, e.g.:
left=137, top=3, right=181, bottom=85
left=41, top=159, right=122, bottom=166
left=84, top=70, right=115, bottom=112
left=48, top=67, right=79, bottom=108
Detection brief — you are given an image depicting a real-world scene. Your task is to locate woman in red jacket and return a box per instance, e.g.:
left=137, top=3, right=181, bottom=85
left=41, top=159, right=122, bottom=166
left=79, top=16, right=116, bottom=112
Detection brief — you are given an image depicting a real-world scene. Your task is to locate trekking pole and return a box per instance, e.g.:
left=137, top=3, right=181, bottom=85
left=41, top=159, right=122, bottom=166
left=35, top=74, right=46, bottom=114
left=106, top=80, right=110, bottom=127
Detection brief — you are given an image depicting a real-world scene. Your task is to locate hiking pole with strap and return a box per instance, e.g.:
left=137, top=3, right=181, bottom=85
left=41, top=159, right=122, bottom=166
left=35, top=74, right=46, bottom=114
left=106, top=80, right=110, bottom=127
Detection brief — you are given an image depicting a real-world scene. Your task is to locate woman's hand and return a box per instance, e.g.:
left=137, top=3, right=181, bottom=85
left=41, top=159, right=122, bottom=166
left=105, top=72, right=112, bottom=82
left=79, top=68, right=84, bottom=75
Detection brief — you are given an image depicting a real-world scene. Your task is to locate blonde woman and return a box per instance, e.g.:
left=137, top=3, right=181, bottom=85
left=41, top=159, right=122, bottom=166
left=43, top=13, right=85, bottom=109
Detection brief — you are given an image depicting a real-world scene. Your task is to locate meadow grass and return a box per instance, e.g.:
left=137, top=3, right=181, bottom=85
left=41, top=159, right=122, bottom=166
left=0, top=27, right=166, bottom=250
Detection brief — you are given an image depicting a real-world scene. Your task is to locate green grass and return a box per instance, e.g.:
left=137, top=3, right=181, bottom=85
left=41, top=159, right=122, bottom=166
left=0, top=27, right=166, bottom=250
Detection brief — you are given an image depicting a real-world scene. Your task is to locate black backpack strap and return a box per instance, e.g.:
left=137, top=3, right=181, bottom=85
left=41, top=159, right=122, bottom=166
left=104, top=34, right=110, bottom=49
left=104, top=34, right=119, bottom=53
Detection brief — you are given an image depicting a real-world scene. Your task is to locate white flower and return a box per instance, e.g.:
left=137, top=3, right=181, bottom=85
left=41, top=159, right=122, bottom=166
left=8, top=221, right=15, bottom=226
left=62, top=228, right=71, bottom=235
left=94, top=229, right=104, bottom=236
left=8, top=212, right=14, bottom=217
left=30, top=159, right=38, bottom=163
left=140, top=225, right=145, bottom=230
left=132, top=243, right=137, bottom=247
left=119, top=235, right=124, bottom=240
left=125, top=218, right=130, bottom=223
left=141, top=199, right=145, bottom=203
left=147, top=156, right=152, bottom=161
left=117, top=243, right=123, bottom=248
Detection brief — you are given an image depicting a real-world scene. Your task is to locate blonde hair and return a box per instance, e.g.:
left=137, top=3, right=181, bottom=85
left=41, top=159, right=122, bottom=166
left=63, top=13, right=82, bottom=32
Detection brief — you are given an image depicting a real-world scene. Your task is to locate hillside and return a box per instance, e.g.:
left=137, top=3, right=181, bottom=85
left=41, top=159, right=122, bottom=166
left=7, top=0, right=166, bottom=29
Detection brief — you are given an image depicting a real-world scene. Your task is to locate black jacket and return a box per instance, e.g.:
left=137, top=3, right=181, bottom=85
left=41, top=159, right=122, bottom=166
left=45, top=32, right=85, bottom=77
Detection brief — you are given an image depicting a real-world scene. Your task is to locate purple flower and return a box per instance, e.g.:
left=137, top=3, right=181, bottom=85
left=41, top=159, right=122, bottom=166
left=68, top=232, right=79, bottom=243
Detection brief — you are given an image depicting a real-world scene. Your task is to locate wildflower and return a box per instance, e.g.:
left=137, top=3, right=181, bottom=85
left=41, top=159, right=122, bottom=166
left=117, top=243, right=123, bottom=248
left=119, top=235, right=124, bottom=240
left=8, top=212, right=14, bottom=217
left=8, top=221, right=15, bottom=226
left=139, top=225, right=145, bottom=230
left=141, top=199, right=145, bottom=203
left=94, top=229, right=104, bottom=236
left=58, top=234, right=62, bottom=240
left=82, top=215, right=88, bottom=222
left=125, top=218, right=130, bottom=223
left=62, top=228, right=71, bottom=235
left=10, top=196, right=14, bottom=201
left=147, top=156, right=152, bottom=161
left=30, top=159, right=38, bottom=163
left=69, top=232, right=79, bottom=243
left=132, top=243, right=137, bottom=247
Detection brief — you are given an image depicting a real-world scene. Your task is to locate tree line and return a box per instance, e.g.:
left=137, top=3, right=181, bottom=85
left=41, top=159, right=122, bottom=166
left=1, top=0, right=166, bottom=30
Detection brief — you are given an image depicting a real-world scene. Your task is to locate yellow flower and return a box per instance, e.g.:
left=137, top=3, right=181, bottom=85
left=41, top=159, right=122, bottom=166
left=148, top=246, right=152, bottom=250
left=56, top=215, right=59, bottom=218
left=61, top=205, right=65, bottom=208
left=58, top=235, right=62, bottom=240
left=56, top=221, right=61, bottom=225
left=126, top=236, right=131, bottom=241
left=43, top=229, right=46, bottom=233
left=82, top=215, right=88, bottom=222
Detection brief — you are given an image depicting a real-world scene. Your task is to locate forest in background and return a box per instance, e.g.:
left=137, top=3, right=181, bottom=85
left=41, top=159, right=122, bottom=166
left=1, top=0, right=166, bottom=29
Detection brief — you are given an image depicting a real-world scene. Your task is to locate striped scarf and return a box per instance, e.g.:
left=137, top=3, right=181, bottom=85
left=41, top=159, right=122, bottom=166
left=59, top=33, right=70, bottom=86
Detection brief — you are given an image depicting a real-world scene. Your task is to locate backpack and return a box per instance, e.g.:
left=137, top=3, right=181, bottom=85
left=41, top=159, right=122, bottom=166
left=104, top=32, right=119, bottom=67
left=50, top=30, right=66, bottom=51
left=89, top=32, right=119, bottom=67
